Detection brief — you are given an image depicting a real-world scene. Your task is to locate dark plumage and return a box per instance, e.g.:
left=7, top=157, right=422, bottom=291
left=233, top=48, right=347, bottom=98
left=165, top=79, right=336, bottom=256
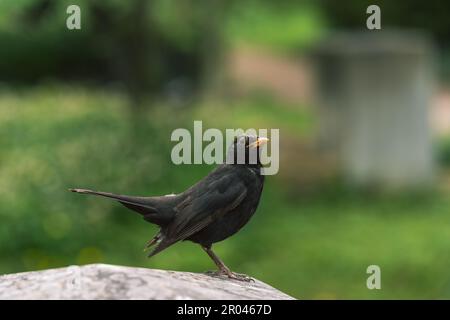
left=70, top=134, right=268, bottom=280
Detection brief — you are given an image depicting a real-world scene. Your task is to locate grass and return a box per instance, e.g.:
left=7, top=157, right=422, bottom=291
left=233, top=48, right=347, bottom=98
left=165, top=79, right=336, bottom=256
left=1, top=85, right=450, bottom=299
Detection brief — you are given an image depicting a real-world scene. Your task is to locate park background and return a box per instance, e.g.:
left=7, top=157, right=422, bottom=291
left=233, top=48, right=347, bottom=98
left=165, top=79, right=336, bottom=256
left=1, top=0, right=450, bottom=299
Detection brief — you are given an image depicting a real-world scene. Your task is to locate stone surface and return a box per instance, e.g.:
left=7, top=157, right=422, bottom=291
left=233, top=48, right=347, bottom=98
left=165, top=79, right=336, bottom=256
left=0, top=264, right=294, bottom=300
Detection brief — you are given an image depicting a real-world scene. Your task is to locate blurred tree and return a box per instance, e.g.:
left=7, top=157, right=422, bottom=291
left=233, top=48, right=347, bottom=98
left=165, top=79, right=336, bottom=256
left=321, top=0, right=450, bottom=43
left=0, top=0, right=233, bottom=108
left=20, top=0, right=56, bottom=27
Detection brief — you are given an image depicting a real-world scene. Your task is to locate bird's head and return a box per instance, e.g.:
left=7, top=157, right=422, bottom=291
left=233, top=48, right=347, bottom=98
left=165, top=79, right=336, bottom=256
left=226, top=134, right=269, bottom=167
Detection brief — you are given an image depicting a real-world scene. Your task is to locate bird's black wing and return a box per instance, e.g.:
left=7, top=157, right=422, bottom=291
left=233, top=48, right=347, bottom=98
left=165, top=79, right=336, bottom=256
left=148, top=171, right=247, bottom=256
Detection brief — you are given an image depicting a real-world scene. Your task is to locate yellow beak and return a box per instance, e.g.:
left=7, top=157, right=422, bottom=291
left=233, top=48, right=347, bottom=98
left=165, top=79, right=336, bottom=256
left=249, top=137, right=269, bottom=148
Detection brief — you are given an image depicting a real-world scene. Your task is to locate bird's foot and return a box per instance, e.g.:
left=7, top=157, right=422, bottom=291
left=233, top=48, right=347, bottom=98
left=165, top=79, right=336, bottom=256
left=204, top=270, right=254, bottom=282
left=226, top=272, right=255, bottom=282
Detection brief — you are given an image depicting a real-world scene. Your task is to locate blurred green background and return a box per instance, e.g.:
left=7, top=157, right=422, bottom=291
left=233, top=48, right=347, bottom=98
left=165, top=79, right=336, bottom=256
left=2, top=0, right=450, bottom=299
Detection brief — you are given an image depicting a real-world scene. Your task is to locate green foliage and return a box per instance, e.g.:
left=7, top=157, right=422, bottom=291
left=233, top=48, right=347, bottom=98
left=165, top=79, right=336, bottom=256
left=226, top=1, right=326, bottom=52
left=193, top=94, right=316, bottom=136
left=0, top=0, right=206, bottom=100
left=437, top=137, right=450, bottom=167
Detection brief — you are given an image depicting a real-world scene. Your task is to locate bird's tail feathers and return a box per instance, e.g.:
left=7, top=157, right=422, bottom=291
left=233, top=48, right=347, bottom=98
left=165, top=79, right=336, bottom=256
left=69, top=188, right=156, bottom=213
left=146, top=237, right=175, bottom=258
left=141, top=230, right=171, bottom=258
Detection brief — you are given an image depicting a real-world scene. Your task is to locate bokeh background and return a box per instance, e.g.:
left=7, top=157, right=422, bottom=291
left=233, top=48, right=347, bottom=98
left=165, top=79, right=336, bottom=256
left=1, top=0, right=450, bottom=299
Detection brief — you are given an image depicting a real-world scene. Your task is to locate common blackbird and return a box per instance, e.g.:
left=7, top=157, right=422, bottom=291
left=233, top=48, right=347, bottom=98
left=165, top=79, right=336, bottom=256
left=70, top=135, right=268, bottom=281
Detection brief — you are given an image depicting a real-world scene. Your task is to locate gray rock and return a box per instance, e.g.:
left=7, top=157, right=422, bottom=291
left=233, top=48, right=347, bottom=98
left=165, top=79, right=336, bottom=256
left=0, top=264, right=294, bottom=300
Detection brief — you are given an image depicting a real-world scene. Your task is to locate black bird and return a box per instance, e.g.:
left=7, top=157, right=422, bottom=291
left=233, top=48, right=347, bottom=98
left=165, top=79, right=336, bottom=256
left=70, top=134, right=268, bottom=280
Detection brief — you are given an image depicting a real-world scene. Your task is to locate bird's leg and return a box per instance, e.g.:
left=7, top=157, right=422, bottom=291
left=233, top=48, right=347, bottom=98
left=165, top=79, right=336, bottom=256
left=202, top=245, right=253, bottom=282
left=202, top=245, right=232, bottom=275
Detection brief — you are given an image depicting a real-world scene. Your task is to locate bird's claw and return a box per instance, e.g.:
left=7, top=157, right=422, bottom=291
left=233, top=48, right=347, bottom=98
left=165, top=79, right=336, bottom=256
left=227, top=272, right=255, bottom=282
left=205, top=270, right=255, bottom=282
